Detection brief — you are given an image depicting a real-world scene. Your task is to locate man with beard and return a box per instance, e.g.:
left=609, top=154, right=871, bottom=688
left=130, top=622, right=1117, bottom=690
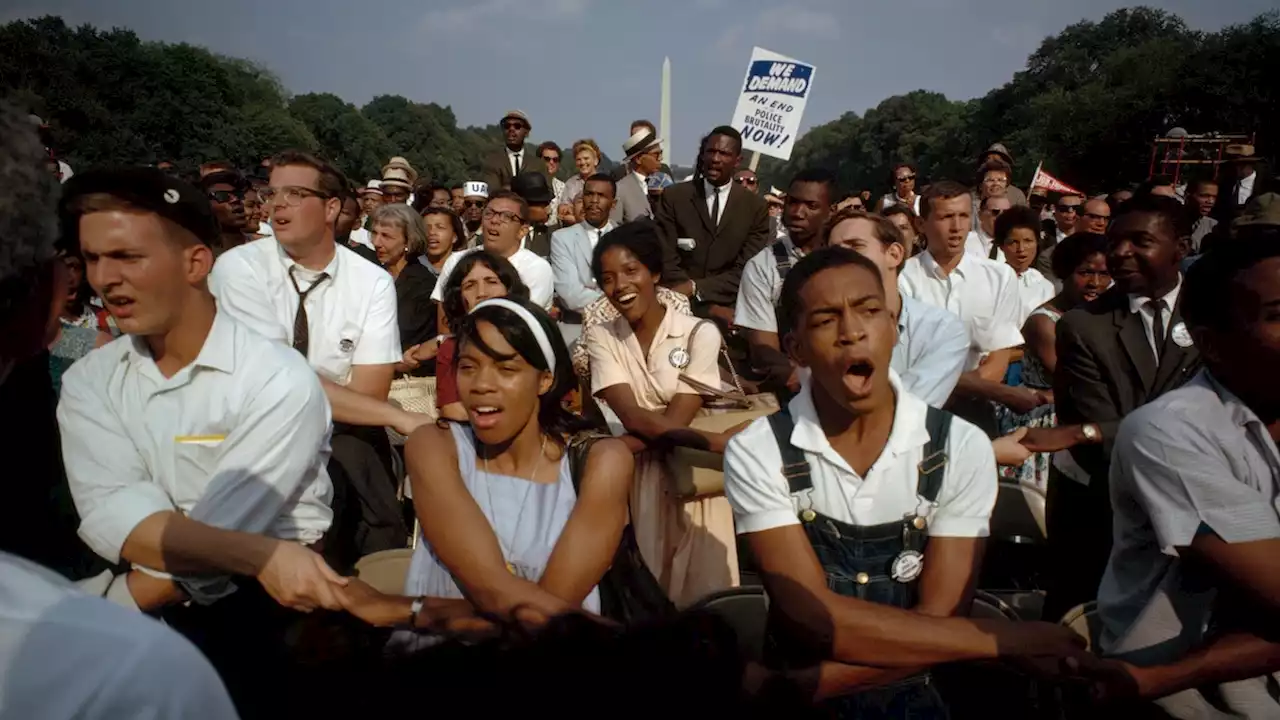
left=482, top=110, right=546, bottom=191
left=1045, top=193, right=1202, bottom=622
left=551, top=173, right=617, bottom=345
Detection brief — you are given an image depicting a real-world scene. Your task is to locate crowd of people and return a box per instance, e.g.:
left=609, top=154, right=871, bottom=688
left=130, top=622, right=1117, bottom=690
left=1, top=98, right=1278, bottom=720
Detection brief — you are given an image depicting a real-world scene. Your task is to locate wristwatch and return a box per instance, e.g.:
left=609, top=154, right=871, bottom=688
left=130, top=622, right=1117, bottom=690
left=1081, top=423, right=1100, bottom=443
left=408, top=596, right=425, bottom=628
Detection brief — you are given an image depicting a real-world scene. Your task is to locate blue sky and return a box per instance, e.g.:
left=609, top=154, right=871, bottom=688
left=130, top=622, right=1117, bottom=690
left=5, top=0, right=1273, bottom=164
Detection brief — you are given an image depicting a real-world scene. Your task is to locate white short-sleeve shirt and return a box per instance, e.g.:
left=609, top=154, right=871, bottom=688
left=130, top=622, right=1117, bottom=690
left=429, top=246, right=555, bottom=311
left=210, top=237, right=400, bottom=384
left=1013, top=268, right=1057, bottom=328
left=724, top=371, right=997, bottom=536
left=733, top=234, right=803, bottom=334
left=0, top=552, right=239, bottom=719
left=57, top=312, right=333, bottom=584
left=899, top=250, right=1024, bottom=370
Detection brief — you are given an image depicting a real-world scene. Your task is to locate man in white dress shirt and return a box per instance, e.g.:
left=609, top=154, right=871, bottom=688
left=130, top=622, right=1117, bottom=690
left=211, top=150, right=429, bottom=572
left=431, top=191, right=555, bottom=311
left=900, top=181, right=1042, bottom=435
left=550, top=173, right=616, bottom=344
left=57, top=167, right=347, bottom=716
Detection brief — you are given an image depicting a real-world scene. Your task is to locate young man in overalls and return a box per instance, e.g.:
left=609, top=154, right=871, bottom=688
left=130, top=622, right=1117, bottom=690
left=724, top=246, right=1090, bottom=717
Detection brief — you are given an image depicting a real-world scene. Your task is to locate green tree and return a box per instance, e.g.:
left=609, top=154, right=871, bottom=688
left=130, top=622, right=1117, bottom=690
left=289, top=93, right=393, bottom=181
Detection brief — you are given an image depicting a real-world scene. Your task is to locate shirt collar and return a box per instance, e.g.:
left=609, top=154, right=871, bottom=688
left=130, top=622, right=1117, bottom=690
left=896, top=292, right=914, bottom=334
left=124, top=308, right=238, bottom=376
left=787, top=370, right=931, bottom=462
left=702, top=179, right=730, bottom=198
left=1127, top=273, right=1182, bottom=315
left=1201, top=370, right=1266, bottom=430
left=276, top=237, right=340, bottom=279
left=508, top=147, right=523, bottom=158
left=918, top=249, right=972, bottom=278
left=633, top=170, right=648, bottom=185
left=582, top=220, right=613, bottom=234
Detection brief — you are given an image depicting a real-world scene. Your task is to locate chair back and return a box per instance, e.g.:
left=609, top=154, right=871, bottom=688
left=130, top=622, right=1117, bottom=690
left=354, top=548, right=415, bottom=596
left=992, top=481, right=1048, bottom=544
left=689, top=586, right=770, bottom=663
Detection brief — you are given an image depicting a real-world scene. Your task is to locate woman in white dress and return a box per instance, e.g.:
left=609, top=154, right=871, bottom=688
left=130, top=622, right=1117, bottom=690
left=336, top=299, right=634, bottom=643
left=583, top=221, right=747, bottom=607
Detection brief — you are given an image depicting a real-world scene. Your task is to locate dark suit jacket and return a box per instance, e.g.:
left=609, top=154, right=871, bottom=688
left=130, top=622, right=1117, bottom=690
left=655, top=180, right=770, bottom=306
left=481, top=147, right=548, bottom=191
left=1055, top=286, right=1201, bottom=481
left=524, top=225, right=552, bottom=259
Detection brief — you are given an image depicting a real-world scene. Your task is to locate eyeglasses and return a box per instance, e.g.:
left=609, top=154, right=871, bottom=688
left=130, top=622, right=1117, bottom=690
left=207, top=189, right=242, bottom=204
left=1056, top=204, right=1081, bottom=213
left=259, top=186, right=330, bottom=207
left=985, top=207, right=1006, bottom=217
left=848, top=203, right=865, bottom=211
left=540, top=155, right=560, bottom=164
left=735, top=177, right=758, bottom=186
left=895, top=174, right=916, bottom=183
left=482, top=208, right=524, bottom=224
left=464, top=200, right=487, bottom=209
left=502, top=121, right=527, bottom=131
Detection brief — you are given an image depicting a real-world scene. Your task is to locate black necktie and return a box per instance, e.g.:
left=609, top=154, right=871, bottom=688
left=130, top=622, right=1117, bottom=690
left=288, top=268, right=330, bottom=357
left=513, top=153, right=522, bottom=176
left=1147, top=299, right=1166, bottom=360
left=711, top=187, right=721, bottom=229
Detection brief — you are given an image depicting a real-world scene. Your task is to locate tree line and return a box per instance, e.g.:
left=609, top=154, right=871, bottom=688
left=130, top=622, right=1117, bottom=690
left=1, top=8, right=1275, bottom=195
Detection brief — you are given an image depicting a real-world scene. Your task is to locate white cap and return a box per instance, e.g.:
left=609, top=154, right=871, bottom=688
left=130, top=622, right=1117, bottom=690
left=464, top=181, right=489, bottom=199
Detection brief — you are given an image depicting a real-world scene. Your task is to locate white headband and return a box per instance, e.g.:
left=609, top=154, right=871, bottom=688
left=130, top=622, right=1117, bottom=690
left=469, top=298, right=556, bottom=371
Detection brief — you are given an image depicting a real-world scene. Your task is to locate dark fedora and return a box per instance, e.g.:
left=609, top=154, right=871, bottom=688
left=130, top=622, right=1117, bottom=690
left=511, top=171, right=555, bottom=205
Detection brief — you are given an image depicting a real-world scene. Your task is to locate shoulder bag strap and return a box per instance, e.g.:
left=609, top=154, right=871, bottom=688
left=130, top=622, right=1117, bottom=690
left=916, top=406, right=951, bottom=502
left=771, top=240, right=793, bottom=281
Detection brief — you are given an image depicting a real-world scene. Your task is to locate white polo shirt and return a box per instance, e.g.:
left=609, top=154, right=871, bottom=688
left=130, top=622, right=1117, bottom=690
left=899, top=250, right=1024, bottom=370
left=0, top=552, right=238, bottom=719
left=734, top=233, right=804, bottom=334
left=725, top=371, right=996, bottom=536
left=429, top=245, right=555, bottom=311
left=210, top=237, right=400, bottom=384
left=57, top=311, right=333, bottom=572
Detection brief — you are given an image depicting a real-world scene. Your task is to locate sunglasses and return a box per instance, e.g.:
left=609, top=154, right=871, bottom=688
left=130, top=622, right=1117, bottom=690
left=208, top=189, right=242, bottom=204
left=502, top=122, right=527, bottom=131
left=464, top=200, right=487, bottom=208
left=541, top=155, right=560, bottom=163
left=1056, top=204, right=1081, bottom=213
left=985, top=207, right=1006, bottom=217
left=735, top=177, right=758, bottom=186
left=895, top=174, right=916, bottom=182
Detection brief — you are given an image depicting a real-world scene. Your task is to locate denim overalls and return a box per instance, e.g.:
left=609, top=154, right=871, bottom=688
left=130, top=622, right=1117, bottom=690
left=763, top=405, right=953, bottom=719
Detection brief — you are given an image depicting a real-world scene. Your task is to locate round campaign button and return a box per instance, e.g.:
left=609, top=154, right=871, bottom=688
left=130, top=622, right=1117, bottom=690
left=668, top=347, right=690, bottom=369
left=1171, top=322, right=1193, bottom=348
left=890, top=550, right=924, bottom=583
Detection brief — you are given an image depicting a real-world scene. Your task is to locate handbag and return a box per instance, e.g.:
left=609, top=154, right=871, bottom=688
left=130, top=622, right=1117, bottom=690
left=668, top=320, right=779, bottom=499
left=386, top=375, right=438, bottom=445
left=567, top=431, right=677, bottom=625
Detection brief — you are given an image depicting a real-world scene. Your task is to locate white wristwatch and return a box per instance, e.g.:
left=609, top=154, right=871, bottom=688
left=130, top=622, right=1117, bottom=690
left=1081, top=423, right=1100, bottom=443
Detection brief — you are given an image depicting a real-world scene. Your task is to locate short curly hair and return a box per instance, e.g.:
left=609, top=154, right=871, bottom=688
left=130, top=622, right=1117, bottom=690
left=0, top=101, right=60, bottom=324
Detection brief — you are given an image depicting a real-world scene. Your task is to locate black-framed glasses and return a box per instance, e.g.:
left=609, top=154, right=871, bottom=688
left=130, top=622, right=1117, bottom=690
left=259, top=186, right=330, bottom=207
left=208, top=189, right=243, bottom=204
left=464, top=200, right=487, bottom=209
left=896, top=174, right=916, bottom=183
left=540, top=155, right=559, bottom=164
left=1056, top=204, right=1081, bottom=213
left=482, top=208, right=524, bottom=224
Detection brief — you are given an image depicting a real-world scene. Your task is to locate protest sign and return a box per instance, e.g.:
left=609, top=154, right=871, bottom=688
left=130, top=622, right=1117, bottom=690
left=730, top=47, right=816, bottom=162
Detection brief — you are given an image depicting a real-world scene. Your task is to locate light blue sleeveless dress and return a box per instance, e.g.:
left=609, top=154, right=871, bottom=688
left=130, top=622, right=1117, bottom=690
left=393, top=423, right=600, bottom=651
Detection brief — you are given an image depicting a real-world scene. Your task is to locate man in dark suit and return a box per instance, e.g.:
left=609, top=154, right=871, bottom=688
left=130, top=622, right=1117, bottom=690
left=511, top=171, right=555, bottom=259
left=481, top=110, right=547, bottom=191
left=656, top=126, right=769, bottom=330
left=1045, top=193, right=1200, bottom=621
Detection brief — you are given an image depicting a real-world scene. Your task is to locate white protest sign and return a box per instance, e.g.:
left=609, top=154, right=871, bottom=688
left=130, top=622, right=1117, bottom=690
left=731, top=47, right=816, bottom=162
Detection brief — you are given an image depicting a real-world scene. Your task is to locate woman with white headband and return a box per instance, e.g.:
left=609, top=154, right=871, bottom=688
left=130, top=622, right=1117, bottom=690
left=334, top=298, right=637, bottom=641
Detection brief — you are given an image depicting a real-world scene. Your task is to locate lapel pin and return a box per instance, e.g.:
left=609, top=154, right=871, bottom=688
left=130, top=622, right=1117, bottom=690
left=1171, top=322, right=1193, bottom=348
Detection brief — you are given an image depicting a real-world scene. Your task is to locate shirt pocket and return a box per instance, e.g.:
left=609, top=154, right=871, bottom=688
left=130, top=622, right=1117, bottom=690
left=312, top=320, right=364, bottom=384
left=171, top=436, right=226, bottom=510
